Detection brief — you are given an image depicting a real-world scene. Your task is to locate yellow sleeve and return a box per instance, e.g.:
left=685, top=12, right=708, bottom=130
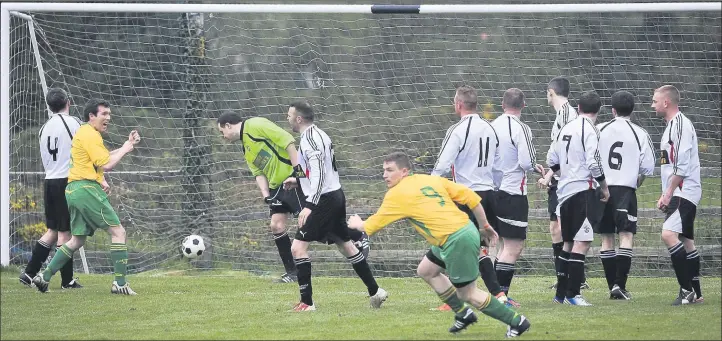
left=364, top=191, right=408, bottom=236
left=441, top=177, right=481, bottom=209
left=85, top=131, right=110, bottom=167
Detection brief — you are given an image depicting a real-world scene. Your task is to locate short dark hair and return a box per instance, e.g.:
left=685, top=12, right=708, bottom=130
left=611, top=91, right=635, bottom=117
left=578, top=91, right=602, bottom=114
left=290, top=101, right=314, bottom=122
left=383, top=151, right=413, bottom=171
left=82, top=98, right=110, bottom=121
left=655, top=85, right=680, bottom=105
left=548, top=77, right=570, bottom=97
left=46, top=88, right=69, bottom=113
left=217, top=111, right=243, bottom=126
left=502, top=88, right=525, bottom=110
left=455, top=85, right=478, bottom=111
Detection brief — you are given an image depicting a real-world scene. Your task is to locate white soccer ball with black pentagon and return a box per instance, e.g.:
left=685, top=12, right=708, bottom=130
left=181, top=235, right=205, bottom=259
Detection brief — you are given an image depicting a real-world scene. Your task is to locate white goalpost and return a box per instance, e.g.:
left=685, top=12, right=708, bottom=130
left=1, top=3, right=720, bottom=279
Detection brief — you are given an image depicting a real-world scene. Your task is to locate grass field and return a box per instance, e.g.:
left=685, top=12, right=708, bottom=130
left=1, top=268, right=720, bottom=340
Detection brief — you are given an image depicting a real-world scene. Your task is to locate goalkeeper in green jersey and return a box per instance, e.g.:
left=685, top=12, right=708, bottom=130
left=217, top=111, right=369, bottom=283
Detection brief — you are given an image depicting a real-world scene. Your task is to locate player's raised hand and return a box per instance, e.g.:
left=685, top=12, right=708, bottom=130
left=347, top=214, right=364, bottom=230
left=128, top=130, right=141, bottom=145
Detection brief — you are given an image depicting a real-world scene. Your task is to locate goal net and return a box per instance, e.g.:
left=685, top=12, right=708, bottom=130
left=3, top=4, right=720, bottom=278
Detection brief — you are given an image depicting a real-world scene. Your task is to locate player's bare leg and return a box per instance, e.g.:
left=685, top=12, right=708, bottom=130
left=270, top=213, right=297, bottom=283
left=335, top=240, right=386, bottom=308
left=417, top=256, right=477, bottom=333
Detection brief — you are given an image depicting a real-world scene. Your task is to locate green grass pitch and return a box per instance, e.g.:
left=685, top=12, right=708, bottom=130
left=1, top=269, right=720, bottom=340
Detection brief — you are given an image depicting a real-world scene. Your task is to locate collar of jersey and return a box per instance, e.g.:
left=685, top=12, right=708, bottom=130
left=300, top=123, right=317, bottom=136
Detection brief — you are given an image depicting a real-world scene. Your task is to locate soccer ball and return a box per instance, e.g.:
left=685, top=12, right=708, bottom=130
left=181, top=235, right=205, bottom=259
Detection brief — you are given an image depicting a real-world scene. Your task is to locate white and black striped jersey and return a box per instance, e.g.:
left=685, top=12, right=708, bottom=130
left=660, top=112, right=702, bottom=205
left=491, top=113, right=536, bottom=195
left=38, top=114, right=82, bottom=179
left=298, top=124, right=342, bottom=208
left=550, top=101, right=578, bottom=141
left=597, top=117, right=655, bottom=189
left=431, top=114, right=500, bottom=192
left=547, top=116, right=605, bottom=206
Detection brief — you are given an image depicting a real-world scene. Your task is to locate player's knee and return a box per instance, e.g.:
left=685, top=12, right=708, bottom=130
left=290, top=241, right=307, bottom=259
left=416, top=259, right=437, bottom=280
left=269, top=220, right=286, bottom=234
left=109, top=225, right=126, bottom=239
left=661, top=230, right=678, bottom=246
left=66, top=236, right=86, bottom=251
left=618, top=232, right=634, bottom=248
left=56, top=231, right=71, bottom=245
left=681, top=237, right=696, bottom=251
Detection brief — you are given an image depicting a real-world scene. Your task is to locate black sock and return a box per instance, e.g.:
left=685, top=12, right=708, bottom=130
left=479, top=252, right=502, bottom=296
left=24, top=240, right=52, bottom=277
left=566, top=252, right=586, bottom=299
left=600, top=249, right=617, bottom=290
left=495, top=261, right=515, bottom=295
left=668, top=243, right=692, bottom=292
left=687, top=249, right=702, bottom=298
left=59, top=246, right=74, bottom=286
left=555, top=251, right=569, bottom=299
left=273, top=232, right=296, bottom=274
left=552, top=242, right=563, bottom=260
left=615, top=248, right=633, bottom=290
left=348, top=251, right=379, bottom=296
left=294, top=257, right=313, bottom=305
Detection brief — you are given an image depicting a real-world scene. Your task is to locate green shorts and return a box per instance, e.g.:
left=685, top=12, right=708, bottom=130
left=65, top=180, right=121, bottom=236
left=430, top=221, right=481, bottom=285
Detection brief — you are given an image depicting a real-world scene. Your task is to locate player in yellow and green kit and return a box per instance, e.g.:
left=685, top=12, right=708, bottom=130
left=347, top=152, right=532, bottom=338
left=33, top=99, right=140, bottom=295
left=217, top=111, right=369, bottom=283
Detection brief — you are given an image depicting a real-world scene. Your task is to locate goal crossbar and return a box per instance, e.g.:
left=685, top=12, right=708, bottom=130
left=1, top=2, right=721, bottom=13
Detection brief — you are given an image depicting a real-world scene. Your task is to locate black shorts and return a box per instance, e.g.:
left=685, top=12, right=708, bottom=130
left=494, top=190, right=528, bottom=240
left=268, top=186, right=304, bottom=217
left=662, top=196, right=697, bottom=240
left=597, top=186, right=638, bottom=234
left=457, top=190, right=495, bottom=247
left=559, top=189, right=603, bottom=242
left=547, top=177, right=559, bottom=221
left=294, top=189, right=351, bottom=244
left=44, top=178, right=70, bottom=232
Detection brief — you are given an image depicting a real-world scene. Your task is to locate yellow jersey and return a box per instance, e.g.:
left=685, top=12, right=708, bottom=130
left=68, top=124, right=110, bottom=184
left=364, top=174, right=481, bottom=247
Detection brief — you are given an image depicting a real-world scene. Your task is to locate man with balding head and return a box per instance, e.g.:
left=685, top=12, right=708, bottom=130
left=652, top=85, right=703, bottom=305
left=490, top=88, right=542, bottom=303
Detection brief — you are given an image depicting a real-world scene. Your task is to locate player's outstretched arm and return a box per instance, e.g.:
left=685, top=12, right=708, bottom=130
left=102, top=130, right=140, bottom=171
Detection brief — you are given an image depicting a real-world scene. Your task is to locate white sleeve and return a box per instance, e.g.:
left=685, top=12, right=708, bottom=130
left=671, top=118, right=694, bottom=177
left=517, top=124, right=535, bottom=172
left=302, top=133, right=325, bottom=207
left=431, top=126, right=462, bottom=177
left=546, top=138, right=560, bottom=170
left=639, top=131, right=656, bottom=176
left=584, top=121, right=605, bottom=180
